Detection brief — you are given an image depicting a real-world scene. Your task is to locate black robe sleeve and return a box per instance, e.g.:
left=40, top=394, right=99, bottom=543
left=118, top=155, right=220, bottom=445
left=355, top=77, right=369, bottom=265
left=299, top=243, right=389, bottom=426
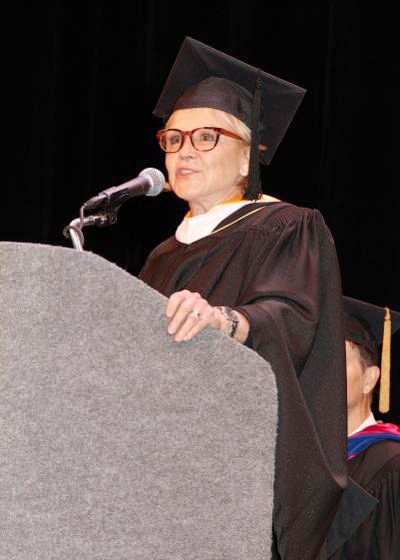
left=140, top=202, right=348, bottom=560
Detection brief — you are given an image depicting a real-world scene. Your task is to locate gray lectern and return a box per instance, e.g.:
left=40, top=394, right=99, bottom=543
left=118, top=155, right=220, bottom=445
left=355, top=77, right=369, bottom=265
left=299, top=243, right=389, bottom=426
left=0, top=242, right=277, bottom=560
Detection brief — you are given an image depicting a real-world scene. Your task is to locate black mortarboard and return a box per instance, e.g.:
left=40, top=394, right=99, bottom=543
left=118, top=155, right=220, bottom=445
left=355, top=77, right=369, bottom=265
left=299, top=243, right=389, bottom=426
left=153, top=37, right=306, bottom=198
left=343, top=296, right=400, bottom=412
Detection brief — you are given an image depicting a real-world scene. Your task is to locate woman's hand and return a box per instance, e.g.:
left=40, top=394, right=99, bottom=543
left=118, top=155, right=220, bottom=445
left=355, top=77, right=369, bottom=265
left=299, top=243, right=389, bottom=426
left=166, top=290, right=249, bottom=343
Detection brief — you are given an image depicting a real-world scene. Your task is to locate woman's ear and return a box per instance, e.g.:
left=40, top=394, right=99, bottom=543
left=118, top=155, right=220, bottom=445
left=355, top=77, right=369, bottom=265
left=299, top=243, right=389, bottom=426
left=240, top=147, right=250, bottom=177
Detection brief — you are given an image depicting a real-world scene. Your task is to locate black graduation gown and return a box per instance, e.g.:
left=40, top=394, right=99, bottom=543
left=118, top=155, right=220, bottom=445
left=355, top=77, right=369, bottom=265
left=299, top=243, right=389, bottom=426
left=139, top=201, right=348, bottom=560
left=328, top=440, right=400, bottom=559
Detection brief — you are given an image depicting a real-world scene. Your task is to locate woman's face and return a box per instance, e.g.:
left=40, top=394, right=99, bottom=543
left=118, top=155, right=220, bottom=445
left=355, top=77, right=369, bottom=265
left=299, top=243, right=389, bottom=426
left=165, top=108, right=249, bottom=215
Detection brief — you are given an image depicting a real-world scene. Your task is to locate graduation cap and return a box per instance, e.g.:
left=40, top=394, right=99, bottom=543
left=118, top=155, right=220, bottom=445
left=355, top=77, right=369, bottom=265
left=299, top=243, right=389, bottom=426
left=343, top=296, right=400, bottom=413
left=153, top=37, right=306, bottom=199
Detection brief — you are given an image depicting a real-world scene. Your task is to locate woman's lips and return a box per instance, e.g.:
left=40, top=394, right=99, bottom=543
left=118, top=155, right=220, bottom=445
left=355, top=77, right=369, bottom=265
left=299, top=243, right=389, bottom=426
left=176, top=168, right=199, bottom=178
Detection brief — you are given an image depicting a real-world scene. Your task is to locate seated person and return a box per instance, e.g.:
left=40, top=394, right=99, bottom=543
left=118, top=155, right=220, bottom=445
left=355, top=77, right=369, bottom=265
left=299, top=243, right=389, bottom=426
left=329, top=297, right=400, bottom=559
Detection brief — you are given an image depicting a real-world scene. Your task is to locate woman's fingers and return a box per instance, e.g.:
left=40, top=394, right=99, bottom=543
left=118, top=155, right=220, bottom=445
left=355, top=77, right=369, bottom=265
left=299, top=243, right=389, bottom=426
left=174, top=310, right=206, bottom=342
left=166, top=291, right=202, bottom=335
left=168, top=298, right=209, bottom=340
left=166, top=290, right=196, bottom=320
left=166, top=290, right=220, bottom=341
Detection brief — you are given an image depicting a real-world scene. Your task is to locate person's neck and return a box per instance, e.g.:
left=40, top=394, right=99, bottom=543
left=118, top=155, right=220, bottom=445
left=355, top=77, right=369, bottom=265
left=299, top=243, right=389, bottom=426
left=188, top=189, right=242, bottom=217
left=347, top=401, right=372, bottom=436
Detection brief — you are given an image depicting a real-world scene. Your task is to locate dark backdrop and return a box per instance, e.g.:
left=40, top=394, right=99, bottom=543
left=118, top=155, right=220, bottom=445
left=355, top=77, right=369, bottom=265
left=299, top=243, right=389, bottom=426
left=4, top=1, right=399, bottom=422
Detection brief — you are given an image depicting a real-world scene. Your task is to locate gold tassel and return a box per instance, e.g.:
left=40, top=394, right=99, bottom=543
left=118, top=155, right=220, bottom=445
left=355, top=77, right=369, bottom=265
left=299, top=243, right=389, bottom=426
left=379, top=307, right=391, bottom=413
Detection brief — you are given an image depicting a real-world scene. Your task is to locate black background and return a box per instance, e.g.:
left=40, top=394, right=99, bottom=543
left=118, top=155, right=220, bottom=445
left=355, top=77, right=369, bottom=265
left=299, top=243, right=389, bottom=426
left=4, top=1, right=399, bottom=422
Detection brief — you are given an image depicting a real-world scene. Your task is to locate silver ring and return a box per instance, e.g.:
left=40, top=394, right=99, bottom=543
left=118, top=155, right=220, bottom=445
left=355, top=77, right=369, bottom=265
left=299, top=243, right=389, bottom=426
left=191, top=310, right=201, bottom=319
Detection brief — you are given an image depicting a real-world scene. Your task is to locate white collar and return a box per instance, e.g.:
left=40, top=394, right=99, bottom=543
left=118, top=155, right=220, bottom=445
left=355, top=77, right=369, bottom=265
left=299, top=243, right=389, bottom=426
left=349, top=412, right=377, bottom=436
left=175, top=195, right=278, bottom=245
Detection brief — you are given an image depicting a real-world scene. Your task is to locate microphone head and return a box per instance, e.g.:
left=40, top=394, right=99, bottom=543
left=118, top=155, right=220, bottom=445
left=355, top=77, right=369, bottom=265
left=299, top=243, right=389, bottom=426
left=139, top=168, right=165, bottom=197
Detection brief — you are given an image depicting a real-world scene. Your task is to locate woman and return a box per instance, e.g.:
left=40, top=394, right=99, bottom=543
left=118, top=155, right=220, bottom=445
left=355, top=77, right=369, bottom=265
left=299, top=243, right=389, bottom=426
left=140, top=37, right=348, bottom=560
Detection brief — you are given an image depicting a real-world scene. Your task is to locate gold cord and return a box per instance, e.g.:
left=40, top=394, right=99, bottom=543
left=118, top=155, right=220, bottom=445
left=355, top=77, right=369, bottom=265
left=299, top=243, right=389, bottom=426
left=206, top=206, right=267, bottom=237
left=379, top=307, right=391, bottom=413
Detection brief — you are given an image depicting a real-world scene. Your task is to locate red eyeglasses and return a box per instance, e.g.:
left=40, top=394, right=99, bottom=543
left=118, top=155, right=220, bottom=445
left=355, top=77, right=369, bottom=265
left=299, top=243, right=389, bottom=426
left=156, top=127, right=245, bottom=153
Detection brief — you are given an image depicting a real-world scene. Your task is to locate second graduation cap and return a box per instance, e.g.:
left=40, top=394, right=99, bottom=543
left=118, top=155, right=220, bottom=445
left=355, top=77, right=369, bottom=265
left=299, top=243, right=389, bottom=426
left=343, top=296, right=400, bottom=413
left=153, top=37, right=306, bottom=198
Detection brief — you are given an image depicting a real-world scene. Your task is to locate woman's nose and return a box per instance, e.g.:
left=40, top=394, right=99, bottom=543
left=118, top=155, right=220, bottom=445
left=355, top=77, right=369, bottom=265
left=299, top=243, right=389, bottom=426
left=179, top=135, right=196, bottom=158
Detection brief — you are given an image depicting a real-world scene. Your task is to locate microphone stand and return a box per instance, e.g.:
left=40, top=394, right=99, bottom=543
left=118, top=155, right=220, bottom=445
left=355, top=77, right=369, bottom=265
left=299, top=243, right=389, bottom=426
left=63, top=202, right=120, bottom=251
left=64, top=174, right=168, bottom=250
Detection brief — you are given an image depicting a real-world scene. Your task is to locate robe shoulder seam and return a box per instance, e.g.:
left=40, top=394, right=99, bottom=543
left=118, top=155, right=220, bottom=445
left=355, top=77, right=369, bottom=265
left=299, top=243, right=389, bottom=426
left=233, top=203, right=319, bottom=236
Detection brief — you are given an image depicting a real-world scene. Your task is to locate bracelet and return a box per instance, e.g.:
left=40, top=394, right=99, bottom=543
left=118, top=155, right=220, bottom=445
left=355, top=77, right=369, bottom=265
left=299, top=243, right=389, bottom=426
left=217, top=306, right=239, bottom=338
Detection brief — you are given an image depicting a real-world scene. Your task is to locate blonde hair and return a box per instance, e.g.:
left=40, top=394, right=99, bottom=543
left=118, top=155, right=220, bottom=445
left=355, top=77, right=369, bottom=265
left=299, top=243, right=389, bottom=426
left=215, top=110, right=251, bottom=144
left=165, top=108, right=251, bottom=144
left=215, top=110, right=251, bottom=190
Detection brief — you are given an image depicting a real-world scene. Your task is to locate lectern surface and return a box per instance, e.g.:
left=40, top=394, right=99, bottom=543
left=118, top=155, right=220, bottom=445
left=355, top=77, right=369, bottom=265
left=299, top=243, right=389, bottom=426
left=0, top=242, right=277, bottom=560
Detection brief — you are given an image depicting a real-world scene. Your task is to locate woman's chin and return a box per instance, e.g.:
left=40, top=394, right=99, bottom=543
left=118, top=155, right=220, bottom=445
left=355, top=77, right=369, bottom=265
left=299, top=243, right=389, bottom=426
left=172, top=182, right=203, bottom=202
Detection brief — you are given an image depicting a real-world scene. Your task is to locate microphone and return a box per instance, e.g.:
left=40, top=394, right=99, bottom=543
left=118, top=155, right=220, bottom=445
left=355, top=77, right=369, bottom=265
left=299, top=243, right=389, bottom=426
left=83, top=168, right=165, bottom=211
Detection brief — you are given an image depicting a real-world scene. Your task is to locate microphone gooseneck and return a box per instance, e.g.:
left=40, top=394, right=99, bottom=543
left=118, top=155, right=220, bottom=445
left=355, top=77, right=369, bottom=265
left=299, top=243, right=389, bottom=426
left=64, top=168, right=166, bottom=250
